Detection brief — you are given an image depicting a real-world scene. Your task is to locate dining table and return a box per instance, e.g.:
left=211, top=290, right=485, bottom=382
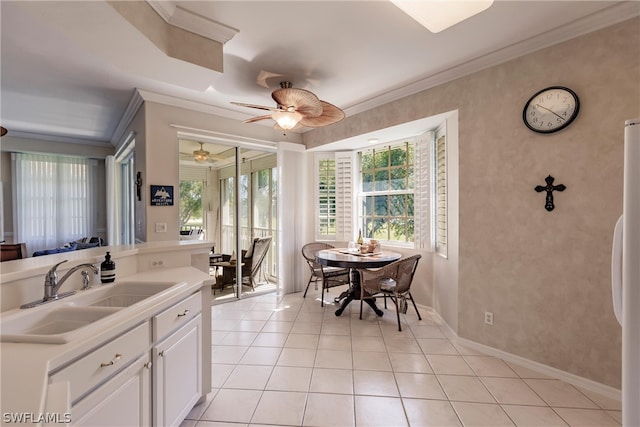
left=315, top=248, right=402, bottom=317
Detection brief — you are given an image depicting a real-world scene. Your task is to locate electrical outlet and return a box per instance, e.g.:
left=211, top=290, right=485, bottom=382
left=484, top=311, right=494, bottom=325
left=150, top=258, right=165, bottom=269
left=155, top=223, right=167, bottom=233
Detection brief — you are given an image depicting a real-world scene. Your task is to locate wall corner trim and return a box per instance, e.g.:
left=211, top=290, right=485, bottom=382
left=422, top=305, right=622, bottom=402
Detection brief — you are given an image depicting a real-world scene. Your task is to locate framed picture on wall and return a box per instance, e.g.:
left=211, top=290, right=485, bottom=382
left=150, top=185, right=174, bottom=206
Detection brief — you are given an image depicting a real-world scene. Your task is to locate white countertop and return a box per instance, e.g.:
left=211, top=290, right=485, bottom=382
left=0, top=265, right=211, bottom=420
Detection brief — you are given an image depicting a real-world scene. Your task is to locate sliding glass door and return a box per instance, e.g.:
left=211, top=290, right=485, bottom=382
left=179, top=139, right=277, bottom=301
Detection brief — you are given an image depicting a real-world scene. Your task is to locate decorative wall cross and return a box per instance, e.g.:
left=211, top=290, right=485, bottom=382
left=535, top=175, right=566, bottom=212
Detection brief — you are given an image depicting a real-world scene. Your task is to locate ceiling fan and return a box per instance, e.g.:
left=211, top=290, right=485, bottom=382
left=179, top=142, right=224, bottom=163
left=231, top=81, right=345, bottom=131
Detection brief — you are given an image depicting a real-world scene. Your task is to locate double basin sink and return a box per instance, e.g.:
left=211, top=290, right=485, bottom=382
left=1, top=281, right=183, bottom=344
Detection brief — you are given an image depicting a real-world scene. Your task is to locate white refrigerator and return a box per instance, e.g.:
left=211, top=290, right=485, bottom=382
left=611, top=118, right=640, bottom=427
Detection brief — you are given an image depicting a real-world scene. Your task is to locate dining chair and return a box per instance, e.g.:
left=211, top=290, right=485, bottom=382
left=359, top=254, right=422, bottom=331
left=301, top=242, right=350, bottom=307
left=0, top=243, right=27, bottom=262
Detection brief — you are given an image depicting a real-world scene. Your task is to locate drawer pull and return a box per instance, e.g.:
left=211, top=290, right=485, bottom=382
left=177, top=309, right=190, bottom=318
left=158, top=351, right=165, bottom=358
left=144, top=361, right=153, bottom=369
left=100, top=353, right=122, bottom=368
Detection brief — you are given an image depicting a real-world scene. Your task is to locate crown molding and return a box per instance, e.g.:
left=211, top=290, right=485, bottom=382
left=3, top=131, right=112, bottom=148
left=146, top=0, right=238, bottom=44
left=136, top=89, right=257, bottom=123
left=110, top=89, right=144, bottom=146
left=345, top=1, right=640, bottom=117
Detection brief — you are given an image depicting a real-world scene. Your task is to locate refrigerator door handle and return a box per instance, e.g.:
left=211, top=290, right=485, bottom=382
left=611, top=214, right=623, bottom=326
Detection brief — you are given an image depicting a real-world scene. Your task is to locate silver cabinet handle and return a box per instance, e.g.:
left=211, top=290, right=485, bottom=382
left=100, top=353, right=122, bottom=368
left=158, top=351, right=165, bottom=358
left=144, top=361, right=153, bottom=369
left=177, top=309, right=190, bottom=318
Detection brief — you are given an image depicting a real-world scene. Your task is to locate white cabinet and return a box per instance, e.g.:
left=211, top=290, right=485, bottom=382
left=153, top=314, right=202, bottom=427
left=72, top=353, right=151, bottom=426
left=46, top=290, right=205, bottom=427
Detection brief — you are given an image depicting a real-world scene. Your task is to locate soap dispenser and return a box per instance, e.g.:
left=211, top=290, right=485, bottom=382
left=100, top=252, right=116, bottom=283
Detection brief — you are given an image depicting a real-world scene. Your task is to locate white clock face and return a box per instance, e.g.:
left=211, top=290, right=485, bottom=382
left=523, top=87, right=579, bottom=133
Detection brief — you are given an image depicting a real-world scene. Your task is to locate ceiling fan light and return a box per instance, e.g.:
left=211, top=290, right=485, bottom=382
left=272, top=111, right=302, bottom=130
left=391, top=0, right=494, bottom=33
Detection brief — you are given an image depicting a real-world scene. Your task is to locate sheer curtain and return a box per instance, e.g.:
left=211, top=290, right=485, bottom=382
left=12, top=153, right=98, bottom=254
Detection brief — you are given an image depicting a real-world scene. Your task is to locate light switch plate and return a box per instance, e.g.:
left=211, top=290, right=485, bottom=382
left=155, top=223, right=167, bottom=233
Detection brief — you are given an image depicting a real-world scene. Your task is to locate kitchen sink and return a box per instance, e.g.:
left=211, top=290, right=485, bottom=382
left=1, top=281, right=184, bottom=344
left=85, top=282, right=179, bottom=307
left=1, top=306, right=121, bottom=344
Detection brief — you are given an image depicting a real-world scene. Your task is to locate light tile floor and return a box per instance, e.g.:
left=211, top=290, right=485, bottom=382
left=182, top=285, right=621, bottom=427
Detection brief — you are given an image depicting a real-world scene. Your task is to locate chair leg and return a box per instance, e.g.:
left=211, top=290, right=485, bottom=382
left=321, top=278, right=327, bottom=307
left=408, top=291, right=422, bottom=320
left=303, top=275, right=314, bottom=298
left=393, top=295, right=402, bottom=331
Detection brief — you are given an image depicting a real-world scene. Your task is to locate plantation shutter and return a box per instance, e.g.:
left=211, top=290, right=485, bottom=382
left=315, top=153, right=336, bottom=240
left=334, top=152, right=355, bottom=242
left=435, top=128, right=447, bottom=257
left=413, top=131, right=433, bottom=250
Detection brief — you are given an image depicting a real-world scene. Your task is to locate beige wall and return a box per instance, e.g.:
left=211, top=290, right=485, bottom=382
left=303, top=18, right=640, bottom=388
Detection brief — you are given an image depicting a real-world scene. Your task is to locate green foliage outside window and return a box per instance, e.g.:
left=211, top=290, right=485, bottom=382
left=179, top=180, right=203, bottom=227
left=360, top=142, right=414, bottom=243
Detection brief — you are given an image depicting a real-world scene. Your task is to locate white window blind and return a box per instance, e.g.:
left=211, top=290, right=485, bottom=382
left=414, top=131, right=433, bottom=250
left=180, top=164, right=207, bottom=182
left=12, top=152, right=98, bottom=254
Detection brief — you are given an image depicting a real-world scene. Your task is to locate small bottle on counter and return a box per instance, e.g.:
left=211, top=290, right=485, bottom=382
left=357, top=229, right=364, bottom=245
left=100, top=251, right=116, bottom=283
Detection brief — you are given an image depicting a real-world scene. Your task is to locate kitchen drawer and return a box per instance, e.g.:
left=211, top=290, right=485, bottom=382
left=50, top=322, right=150, bottom=404
left=153, top=291, right=201, bottom=341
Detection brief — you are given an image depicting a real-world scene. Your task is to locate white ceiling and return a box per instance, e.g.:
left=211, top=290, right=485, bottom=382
left=1, top=1, right=636, bottom=147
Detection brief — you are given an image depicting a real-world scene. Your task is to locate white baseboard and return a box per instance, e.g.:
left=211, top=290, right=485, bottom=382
left=420, top=304, right=622, bottom=402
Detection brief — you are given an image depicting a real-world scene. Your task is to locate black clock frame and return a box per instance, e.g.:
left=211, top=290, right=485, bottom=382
left=523, top=86, right=580, bottom=134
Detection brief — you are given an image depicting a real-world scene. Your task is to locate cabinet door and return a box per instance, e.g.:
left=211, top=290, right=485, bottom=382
left=72, top=353, right=151, bottom=426
left=154, top=314, right=202, bottom=427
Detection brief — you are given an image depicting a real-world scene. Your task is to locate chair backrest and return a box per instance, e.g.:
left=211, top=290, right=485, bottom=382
left=1, top=243, right=27, bottom=262
left=389, top=254, right=422, bottom=293
left=244, top=236, right=272, bottom=276
left=301, top=242, right=335, bottom=271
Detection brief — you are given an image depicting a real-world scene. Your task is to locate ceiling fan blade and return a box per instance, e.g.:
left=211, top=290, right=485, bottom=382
left=231, top=101, right=282, bottom=112
left=272, top=88, right=322, bottom=118
left=243, top=115, right=273, bottom=124
left=299, top=101, right=345, bottom=127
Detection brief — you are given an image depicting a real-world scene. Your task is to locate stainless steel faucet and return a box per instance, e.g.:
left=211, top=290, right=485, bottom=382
left=21, top=260, right=99, bottom=309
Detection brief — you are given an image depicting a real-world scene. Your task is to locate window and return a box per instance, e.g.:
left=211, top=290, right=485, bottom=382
left=359, top=142, right=414, bottom=244
left=12, top=153, right=98, bottom=254
left=313, top=122, right=448, bottom=251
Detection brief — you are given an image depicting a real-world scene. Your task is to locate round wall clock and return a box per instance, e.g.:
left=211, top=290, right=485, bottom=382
left=523, top=86, right=580, bottom=134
